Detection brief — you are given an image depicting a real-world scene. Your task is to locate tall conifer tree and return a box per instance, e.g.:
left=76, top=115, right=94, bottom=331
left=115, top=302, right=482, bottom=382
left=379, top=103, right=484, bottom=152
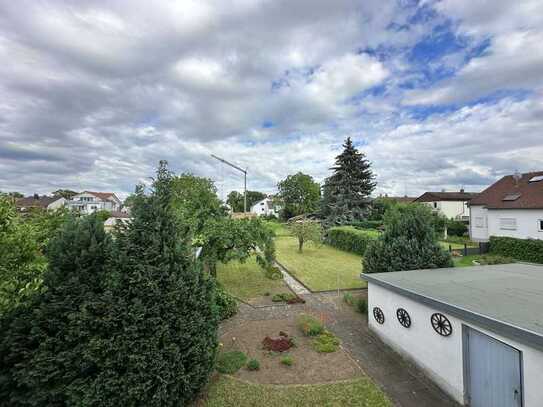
left=322, top=137, right=376, bottom=224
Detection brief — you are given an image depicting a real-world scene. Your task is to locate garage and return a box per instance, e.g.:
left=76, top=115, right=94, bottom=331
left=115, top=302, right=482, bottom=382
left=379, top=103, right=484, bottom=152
left=362, top=263, right=543, bottom=406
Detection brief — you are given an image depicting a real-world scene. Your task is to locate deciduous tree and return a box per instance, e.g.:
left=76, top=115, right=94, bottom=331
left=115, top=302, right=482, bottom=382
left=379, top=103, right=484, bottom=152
left=277, top=172, right=320, bottom=220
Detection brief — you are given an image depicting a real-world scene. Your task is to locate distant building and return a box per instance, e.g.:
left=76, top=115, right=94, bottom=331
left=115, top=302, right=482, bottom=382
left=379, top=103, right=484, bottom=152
left=103, top=211, right=131, bottom=232
left=414, top=190, right=477, bottom=221
left=469, top=171, right=543, bottom=242
left=15, top=195, right=66, bottom=212
left=250, top=197, right=280, bottom=217
left=67, top=191, right=122, bottom=214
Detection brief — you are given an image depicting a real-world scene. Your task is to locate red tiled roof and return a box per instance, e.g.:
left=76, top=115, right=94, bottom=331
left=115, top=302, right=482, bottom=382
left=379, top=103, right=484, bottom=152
left=16, top=196, right=62, bottom=209
left=469, top=171, right=543, bottom=209
left=414, top=191, right=478, bottom=202
left=84, top=191, right=119, bottom=202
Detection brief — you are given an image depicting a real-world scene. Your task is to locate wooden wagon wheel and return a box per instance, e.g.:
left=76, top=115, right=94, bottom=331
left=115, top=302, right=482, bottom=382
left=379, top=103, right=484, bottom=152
left=431, top=313, right=452, bottom=336
left=396, top=308, right=411, bottom=328
left=373, top=307, right=385, bottom=324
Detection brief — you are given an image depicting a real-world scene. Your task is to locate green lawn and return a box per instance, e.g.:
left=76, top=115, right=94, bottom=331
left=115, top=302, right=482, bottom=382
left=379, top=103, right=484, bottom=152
left=275, top=236, right=366, bottom=291
left=203, top=375, right=391, bottom=407
left=453, top=255, right=479, bottom=267
left=217, top=257, right=286, bottom=300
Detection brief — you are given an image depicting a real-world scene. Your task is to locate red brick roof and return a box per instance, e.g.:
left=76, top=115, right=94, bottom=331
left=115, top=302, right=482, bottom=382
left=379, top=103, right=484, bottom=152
left=415, top=191, right=478, bottom=203
left=16, top=196, right=62, bottom=209
left=469, top=171, right=543, bottom=209
left=84, top=191, right=120, bottom=202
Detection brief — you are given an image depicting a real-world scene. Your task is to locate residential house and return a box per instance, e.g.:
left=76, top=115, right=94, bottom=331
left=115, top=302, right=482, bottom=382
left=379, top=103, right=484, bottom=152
left=103, top=211, right=131, bottom=232
left=469, top=171, right=543, bottom=242
left=67, top=191, right=122, bottom=214
left=250, top=196, right=280, bottom=217
left=15, top=194, right=66, bottom=212
left=414, top=190, right=477, bottom=220
left=363, top=263, right=543, bottom=406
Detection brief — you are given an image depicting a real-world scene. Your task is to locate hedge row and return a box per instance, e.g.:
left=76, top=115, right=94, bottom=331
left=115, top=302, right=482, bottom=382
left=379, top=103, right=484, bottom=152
left=326, top=226, right=379, bottom=256
left=350, top=220, right=383, bottom=230
left=489, top=236, right=543, bottom=264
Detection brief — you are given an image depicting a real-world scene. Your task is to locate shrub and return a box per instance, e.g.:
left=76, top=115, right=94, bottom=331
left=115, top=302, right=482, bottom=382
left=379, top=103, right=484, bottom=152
left=264, top=265, right=283, bottom=280
left=350, top=220, right=383, bottom=230
left=280, top=355, right=294, bottom=366
left=447, top=220, right=468, bottom=237
left=343, top=292, right=354, bottom=306
left=215, top=283, right=238, bottom=320
left=247, top=358, right=260, bottom=371
left=489, top=236, right=543, bottom=264
left=355, top=297, right=368, bottom=314
left=326, top=226, right=379, bottom=255
left=297, top=314, right=324, bottom=336
left=271, top=292, right=304, bottom=303
left=312, top=331, right=340, bottom=353
left=363, top=204, right=453, bottom=273
left=216, top=351, right=248, bottom=374
left=262, top=333, right=295, bottom=352
left=476, top=254, right=514, bottom=265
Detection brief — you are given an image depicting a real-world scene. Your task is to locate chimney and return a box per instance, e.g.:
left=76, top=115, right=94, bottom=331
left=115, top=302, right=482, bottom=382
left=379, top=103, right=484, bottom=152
left=513, top=170, right=522, bottom=186
left=33, top=193, right=39, bottom=200
left=460, top=188, right=465, bottom=193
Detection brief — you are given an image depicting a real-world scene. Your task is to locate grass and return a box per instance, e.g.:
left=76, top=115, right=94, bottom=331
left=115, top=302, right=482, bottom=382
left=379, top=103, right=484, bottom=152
left=217, top=257, right=285, bottom=300
left=275, top=236, right=366, bottom=291
left=203, top=375, right=391, bottom=407
left=216, top=351, right=248, bottom=374
left=454, top=254, right=515, bottom=267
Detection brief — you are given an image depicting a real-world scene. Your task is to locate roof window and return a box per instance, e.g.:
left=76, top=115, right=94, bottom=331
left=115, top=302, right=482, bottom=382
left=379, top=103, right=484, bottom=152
left=528, top=175, right=543, bottom=183
left=502, top=193, right=521, bottom=201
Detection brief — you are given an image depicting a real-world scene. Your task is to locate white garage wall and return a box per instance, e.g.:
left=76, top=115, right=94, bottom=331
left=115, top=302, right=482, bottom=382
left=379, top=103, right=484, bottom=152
left=368, top=282, right=543, bottom=406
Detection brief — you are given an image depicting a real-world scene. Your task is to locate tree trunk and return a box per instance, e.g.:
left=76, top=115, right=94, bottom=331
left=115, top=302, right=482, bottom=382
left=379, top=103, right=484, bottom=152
left=298, top=237, right=304, bottom=253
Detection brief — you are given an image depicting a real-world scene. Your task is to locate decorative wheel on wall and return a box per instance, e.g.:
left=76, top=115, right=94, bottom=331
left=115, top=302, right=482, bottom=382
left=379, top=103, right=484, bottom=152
left=431, top=313, right=452, bottom=336
left=396, top=308, right=411, bottom=328
left=373, top=307, right=385, bottom=324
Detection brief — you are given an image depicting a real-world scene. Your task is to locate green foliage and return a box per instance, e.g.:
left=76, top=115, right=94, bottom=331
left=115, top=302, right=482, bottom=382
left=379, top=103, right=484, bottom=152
left=351, top=219, right=383, bottom=229
left=94, top=209, right=111, bottom=222
left=277, top=172, right=320, bottom=219
left=363, top=204, right=453, bottom=274
left=215, top=283, right=239, bottom=320
left=280, top=355, right=294, bottom=366
left=51, top=189, right=77, bottom=199
left=489, top=236, right=543, bottom=264
left=0, top=162, right=219, bottom=407
left=297, top=314, right=324, bottom=337
left=312, top=331, right=340, bottom=353
left=326, top=226, right=379, bottom=255
left=321, top=137, right=376, bottom=225
left=247, top=359, right=260, bottom=371
left=217, top=351, right=248, bottom=374
left=343, top=292, right=354, bottom=306
left=264, top=265, right=283, bottom=280
left=25, top=207, right=70, bottom=250
left=367, top=197, right=398, bottom=221
left=355, top=298, right=368, bottom=314
left=226, top=190, right=267, bottom=213
left=447, top=220, right=468, bottom=237
left=271, top=292, right=297, bottom=303
left=0, top=197, right=46, bottom=313
left=476, top=254, right=514, bottom=265
left=288, top=220, right=323, bottom=252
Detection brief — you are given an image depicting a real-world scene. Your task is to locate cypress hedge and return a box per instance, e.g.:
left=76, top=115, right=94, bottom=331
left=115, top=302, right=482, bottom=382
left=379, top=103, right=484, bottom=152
left=0, top=161, right=219, bottom=406
left=326, top=226, right=379, bottom=256
left=489, top=236, right=543, bottom=264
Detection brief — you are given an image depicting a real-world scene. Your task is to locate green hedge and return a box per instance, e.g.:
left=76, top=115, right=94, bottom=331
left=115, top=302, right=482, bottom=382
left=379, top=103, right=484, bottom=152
left=350, top=220, right=383, bottom=230
left=326, top=226, right=379, bottom=256
left=489, top=236, right=543, bottom=264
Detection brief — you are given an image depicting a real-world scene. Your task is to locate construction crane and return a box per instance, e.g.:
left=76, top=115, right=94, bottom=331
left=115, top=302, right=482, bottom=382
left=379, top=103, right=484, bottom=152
left=210, top=154, right=248, bottom=213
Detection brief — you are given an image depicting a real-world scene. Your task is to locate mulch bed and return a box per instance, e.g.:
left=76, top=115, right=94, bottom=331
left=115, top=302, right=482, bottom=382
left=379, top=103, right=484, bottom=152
left=219, top=317, right=362, bottom=385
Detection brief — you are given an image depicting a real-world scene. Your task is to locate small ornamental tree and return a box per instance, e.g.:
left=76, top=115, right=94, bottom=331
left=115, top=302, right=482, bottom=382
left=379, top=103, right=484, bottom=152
left=288, top=220, right=323, bottom=252
left=363, top=204, right=453, bottom=273
left=322, top=137, right=376, bottom=225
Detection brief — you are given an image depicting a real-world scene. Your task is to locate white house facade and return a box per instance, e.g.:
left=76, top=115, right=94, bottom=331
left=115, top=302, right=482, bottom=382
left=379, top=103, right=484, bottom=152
left=469, top=171, right=543, bottom=242
left=414, top=190, right=477, bottom=220
left=67, top=191, right=121, bottom=214
left=250, top=197, right=279, bottom=217
left=363, top=264, right=543, bottom=407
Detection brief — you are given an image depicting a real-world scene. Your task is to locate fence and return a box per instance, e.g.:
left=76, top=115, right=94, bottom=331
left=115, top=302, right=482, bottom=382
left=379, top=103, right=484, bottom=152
left=446, top=242, right=489, bottom=256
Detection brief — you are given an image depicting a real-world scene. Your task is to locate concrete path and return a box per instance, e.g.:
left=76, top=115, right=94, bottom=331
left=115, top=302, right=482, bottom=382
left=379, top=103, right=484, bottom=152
left=222, top=291, right=459, bottom=407
left=274, top=260, right=310, bottom=295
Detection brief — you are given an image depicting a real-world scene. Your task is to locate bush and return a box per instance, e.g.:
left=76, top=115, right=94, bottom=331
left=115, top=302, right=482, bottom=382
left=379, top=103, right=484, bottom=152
left=350, top=220, right=383, bottom=230
left=297, top=314, right=324, bottom=336
left=363, top=204, right=453, bottom=273
left=343, top=292, right=354, bottom=306
left=355, top=298, right=368, bottom=314
left=476, top=254, right=514, bottom=265
left=264, top=265, right=283, bottom=280
left=247, top=358, right=260, bottom=371
left=215, top=283, right=239, bottom=320
left=326, top=226, right=379, bottom=256
left=489, top=236, right=543, bottom=264
left=280, top=355, right=294, bottom=366
left=271, top=292, right=303, bottom=303
left=216, top=351, right=248, bottom=374
left=447, top=220, right=468, bottom=237
left=312, top=331, right=340, bottom=353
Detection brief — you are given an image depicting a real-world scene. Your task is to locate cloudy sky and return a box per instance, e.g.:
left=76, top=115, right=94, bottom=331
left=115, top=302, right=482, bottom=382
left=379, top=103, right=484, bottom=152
left=1, top=0, right=542, bottom=200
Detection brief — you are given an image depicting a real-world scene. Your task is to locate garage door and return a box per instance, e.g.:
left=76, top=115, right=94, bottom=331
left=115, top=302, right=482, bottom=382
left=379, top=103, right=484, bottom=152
left=465, top=327, right=523, bottom=407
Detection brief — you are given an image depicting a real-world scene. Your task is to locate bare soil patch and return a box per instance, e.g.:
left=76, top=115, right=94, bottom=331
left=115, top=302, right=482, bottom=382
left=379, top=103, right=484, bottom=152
left=219, top=317, right=362, bottom=385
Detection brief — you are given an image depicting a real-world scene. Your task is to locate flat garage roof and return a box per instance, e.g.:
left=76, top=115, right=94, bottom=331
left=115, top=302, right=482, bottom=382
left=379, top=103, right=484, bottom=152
left=362, top=263, right=543, bottom=350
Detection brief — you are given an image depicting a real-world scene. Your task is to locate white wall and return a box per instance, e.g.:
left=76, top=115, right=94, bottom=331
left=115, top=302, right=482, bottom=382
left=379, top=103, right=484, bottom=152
left=422, top=200, right=469, bottom=219
left=47, top=197, right=66, bottom=210
left=368, top=282, right=543, bottom=406
left=470, top=207, right=543, bottom=241
left=469, top=205, right=488, bottom=241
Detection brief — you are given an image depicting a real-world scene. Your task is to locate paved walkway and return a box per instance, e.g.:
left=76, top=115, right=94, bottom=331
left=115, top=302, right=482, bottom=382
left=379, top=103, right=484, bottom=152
left=274, top=260, right=310, bottom=295
left=222, top=291, right=459, bottom=407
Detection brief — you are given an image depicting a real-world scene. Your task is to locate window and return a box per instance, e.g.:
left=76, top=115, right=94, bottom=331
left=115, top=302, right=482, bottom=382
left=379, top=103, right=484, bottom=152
left=475, top=217, right=484, bottom=228
left=539, top=220, right=543, bottom=232
left=433, top=202, right=438, bottom=208
left=499, top=218, right=517, bottom=230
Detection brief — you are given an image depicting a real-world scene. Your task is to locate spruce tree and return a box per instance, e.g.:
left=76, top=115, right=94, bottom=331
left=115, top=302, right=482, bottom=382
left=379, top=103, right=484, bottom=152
left=323, top=137, right=376, bottom=225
